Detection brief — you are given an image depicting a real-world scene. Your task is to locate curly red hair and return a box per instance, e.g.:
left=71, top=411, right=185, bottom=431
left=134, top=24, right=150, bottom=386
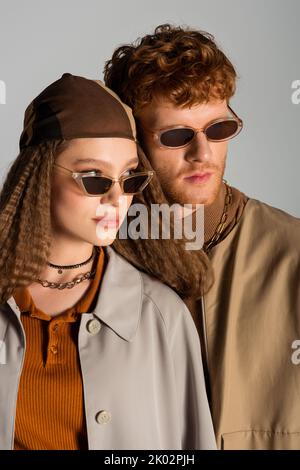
left=104, top=23, right=238, bottom=115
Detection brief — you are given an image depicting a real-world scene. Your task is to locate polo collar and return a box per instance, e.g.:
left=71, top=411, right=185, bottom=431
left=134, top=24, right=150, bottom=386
left=5, top=246, right=143, bottom=343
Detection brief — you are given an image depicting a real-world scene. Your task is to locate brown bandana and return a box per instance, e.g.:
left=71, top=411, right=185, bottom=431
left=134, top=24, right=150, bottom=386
left=19, top=73, right=137, bottom=150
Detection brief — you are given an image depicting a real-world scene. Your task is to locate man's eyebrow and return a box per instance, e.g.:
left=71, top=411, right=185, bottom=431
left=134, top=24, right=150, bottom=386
left=153, top=111, right=232, bottom=129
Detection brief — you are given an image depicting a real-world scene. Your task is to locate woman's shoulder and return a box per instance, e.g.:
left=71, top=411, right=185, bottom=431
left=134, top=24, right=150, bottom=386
left=106, top=247, right=194, bottom=335
left=140, top=269, right=195, bottom=334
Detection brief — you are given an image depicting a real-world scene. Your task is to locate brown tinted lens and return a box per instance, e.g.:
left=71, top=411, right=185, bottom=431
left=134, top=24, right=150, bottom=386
left=160, top=128, right=195, bottom=147
left=82, top=176, right=112, bottom=195
left=123, top=174, right=149, bottom=194
left=206, top=120, right=238, bottom=141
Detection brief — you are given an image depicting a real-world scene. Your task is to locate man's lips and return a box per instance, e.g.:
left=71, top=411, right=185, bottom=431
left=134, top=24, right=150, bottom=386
left=183, top=172, right=212, bottom=183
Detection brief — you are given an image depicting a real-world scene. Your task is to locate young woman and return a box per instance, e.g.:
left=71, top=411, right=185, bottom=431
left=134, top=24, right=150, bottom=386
left=0, top=73, right=216, bottom=450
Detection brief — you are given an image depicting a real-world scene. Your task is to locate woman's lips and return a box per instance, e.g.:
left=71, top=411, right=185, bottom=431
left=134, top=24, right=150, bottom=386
left=184, top=172, right=212, bottom=184
left=93, top=216, right=120, bottom=228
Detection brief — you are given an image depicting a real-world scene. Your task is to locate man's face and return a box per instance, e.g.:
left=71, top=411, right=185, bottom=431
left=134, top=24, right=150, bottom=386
left=137, top=98, right=229, bottom=206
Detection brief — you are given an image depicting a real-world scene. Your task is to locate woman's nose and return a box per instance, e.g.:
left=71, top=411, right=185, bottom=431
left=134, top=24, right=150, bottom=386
left=99, top=180, right=123, bottom=206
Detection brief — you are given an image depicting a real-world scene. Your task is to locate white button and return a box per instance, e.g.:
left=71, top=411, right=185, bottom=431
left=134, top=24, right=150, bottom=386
left=86, top=319, right=101, bottom=335
left=96, top=410, right=111, bottom=425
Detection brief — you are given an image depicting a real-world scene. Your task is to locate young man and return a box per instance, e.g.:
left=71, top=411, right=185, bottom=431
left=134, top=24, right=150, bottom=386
left=104, top=24, right=300, bottom=450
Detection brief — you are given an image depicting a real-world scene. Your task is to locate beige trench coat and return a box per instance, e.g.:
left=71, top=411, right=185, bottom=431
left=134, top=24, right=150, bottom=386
left=0, top=246, right=216, bottom=450
left=185, top=198, right=300, bottom=450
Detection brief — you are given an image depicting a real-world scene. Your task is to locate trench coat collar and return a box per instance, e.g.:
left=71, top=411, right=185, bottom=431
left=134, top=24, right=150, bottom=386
left=5, top=246, right=143, bottom=343
left=91, top=245, right=143, bottom=342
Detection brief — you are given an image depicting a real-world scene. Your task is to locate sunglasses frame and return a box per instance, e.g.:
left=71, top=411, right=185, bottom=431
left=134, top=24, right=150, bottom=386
left=142, top=105, right=243, bottom=149
left=53, top=162, right=154, bottom=196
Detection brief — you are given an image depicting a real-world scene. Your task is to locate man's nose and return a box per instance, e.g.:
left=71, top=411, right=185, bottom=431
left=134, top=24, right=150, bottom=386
left=184, top=131, right=213, bottom=163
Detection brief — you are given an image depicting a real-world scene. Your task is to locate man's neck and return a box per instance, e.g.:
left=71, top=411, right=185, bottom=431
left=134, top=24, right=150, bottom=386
left=204, top=182, right=226, bottom=243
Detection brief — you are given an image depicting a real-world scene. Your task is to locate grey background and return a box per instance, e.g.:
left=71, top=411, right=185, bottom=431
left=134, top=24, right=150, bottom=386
left=0, top=0, right=299, bottom=216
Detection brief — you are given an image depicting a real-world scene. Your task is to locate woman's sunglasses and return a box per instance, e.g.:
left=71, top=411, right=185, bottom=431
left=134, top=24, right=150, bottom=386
left=142, top=105, right=243, bottom=149
left=53, top=163, right=154, bottom=196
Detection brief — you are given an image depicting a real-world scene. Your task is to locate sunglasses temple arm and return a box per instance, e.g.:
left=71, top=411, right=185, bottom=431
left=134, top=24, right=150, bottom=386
left=228, top=104, right=243, bottom=125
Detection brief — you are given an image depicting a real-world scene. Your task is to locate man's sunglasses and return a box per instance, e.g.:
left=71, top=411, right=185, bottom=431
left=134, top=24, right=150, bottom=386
left=142, top=105, right=243, bottom=148
left=53, top=163, right=154, bottom=196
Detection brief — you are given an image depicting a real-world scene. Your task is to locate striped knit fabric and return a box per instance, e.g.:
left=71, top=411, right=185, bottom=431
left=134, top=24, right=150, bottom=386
left=12, top=247, right=106, bottom=450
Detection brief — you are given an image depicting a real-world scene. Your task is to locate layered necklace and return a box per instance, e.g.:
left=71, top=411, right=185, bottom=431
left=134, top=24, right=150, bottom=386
left=35, top=182, right=232, bottom=289
left=36, top=246, right=100, bottom=290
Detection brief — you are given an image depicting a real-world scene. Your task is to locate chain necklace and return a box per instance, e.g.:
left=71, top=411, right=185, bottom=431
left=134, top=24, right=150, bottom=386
left=36, top=246, right=99, bottom=290
left=203, top=181, right=233, bottom=255
left=35, top=182, right=231, bottom=287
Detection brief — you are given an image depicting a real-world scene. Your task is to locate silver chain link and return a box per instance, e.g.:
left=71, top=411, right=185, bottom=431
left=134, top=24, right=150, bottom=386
left=36, top=269, right=97, bottom=289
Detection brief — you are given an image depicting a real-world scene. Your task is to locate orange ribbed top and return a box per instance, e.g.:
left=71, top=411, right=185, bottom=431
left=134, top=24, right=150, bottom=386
left=12, top=247, right=106, bottom=450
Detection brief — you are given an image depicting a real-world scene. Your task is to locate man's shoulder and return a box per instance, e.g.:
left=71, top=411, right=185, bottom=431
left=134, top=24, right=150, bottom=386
left=213, top=195, right=300, bottom=258
left=228, top=197, right=300, bottom=257
left=241, top=197, right=300, bottom=235
left=247, top=197, right=300, bottom=223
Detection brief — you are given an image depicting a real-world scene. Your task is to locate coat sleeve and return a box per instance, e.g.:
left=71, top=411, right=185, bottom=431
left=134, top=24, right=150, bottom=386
left=168, top=302, right=217, bottom=450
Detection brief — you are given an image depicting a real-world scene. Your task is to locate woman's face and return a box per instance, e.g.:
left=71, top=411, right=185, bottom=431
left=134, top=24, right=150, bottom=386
left=51, top=137, right=139, bottom=246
